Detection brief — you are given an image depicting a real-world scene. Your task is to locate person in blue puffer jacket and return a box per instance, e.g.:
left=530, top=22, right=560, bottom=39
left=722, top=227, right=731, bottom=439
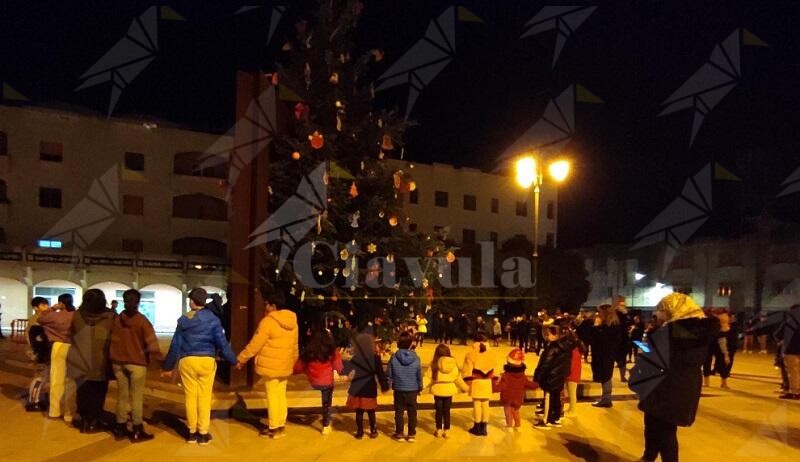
left=387, top=331, right=422, bottom=442
left=161, top=288, right=238, bottom=445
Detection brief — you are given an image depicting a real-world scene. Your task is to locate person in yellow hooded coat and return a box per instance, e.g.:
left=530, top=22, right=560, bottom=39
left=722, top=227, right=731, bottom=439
left=461, top=334, right=497, bottom=436
left=237, top=291, right=299, bottom=439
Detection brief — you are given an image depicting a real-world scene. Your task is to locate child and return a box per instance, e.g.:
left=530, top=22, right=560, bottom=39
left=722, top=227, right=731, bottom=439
left=387, top=332, right=422, bottom=442
left=493, top=348, right=538, bottom=431
left=162, top=288, right=239, bottom=445
left=564, top=326, right=585, bottom=416
left=426, top=344, right=468, bottom=438
left=294, top=328, right=344, bottom=435
left=26, top=297, right=52, bottom=412
left=533, top=325, right=576, bottom=429
left=342, top=333, right=389, bottom=439
left=461, top=334, right=496, bottom=436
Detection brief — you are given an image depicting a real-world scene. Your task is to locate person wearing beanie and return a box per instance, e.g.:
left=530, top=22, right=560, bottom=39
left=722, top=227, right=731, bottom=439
left=461, top=334, right=496, bottom=436
left=162, top=287, right=239, bottom=445
left=493, top=348, right=538, bottom=430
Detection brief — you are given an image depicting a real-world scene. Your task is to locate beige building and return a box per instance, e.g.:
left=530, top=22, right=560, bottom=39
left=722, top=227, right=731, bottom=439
left=0, top=104, right=229, bottom=332
left=389, top=160, right=559, bottom=247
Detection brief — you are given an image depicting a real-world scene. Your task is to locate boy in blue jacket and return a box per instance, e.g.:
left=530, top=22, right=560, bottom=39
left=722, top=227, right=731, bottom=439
left=387, top=331, right=422, bottom=442
left=161, top=288, right=238, bottom=445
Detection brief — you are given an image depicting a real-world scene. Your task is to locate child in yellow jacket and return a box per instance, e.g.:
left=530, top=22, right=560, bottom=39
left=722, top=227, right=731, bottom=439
left=461, top=334, right=496, bottom=436
left=425, top=344, right=469, bottom=438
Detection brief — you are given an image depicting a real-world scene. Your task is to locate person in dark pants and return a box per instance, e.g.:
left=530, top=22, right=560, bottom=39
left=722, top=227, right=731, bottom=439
left=590, top=304, right=623, bottom=407
left=445, top=316, right=455, bottom=345
left=427, top=344, right=468, bottom=437
left=387, top=332, right=422, bottom=442
left=515, top=317, right=529, bottom=352
left=67, top=289, right=116, bottom=433
left=630, top=293, right=717, bottom=462
left=533, top=325, right=575, bottom=428
left=458, top=313, right=469, bottom=345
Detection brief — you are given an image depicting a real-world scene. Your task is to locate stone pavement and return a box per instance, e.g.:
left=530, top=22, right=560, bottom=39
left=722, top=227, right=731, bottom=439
left=1, top=336, right=798, bottom=461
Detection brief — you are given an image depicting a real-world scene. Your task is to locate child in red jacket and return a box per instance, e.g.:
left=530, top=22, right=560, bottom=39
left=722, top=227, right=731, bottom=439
left=294, top=329, right=344, bottom=435
left=493, top=348, right=538, bottom=431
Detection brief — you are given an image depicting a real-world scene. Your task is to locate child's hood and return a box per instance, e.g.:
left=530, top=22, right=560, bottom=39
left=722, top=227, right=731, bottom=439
left=437, top=356, right=457, bottom=374
left=268, top=309, right=297, bottom=331
left=394, top=349, right=419, bottom=367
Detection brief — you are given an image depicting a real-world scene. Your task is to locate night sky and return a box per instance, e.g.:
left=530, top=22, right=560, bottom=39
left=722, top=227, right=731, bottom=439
left=3, top=1, right=800, bottom=249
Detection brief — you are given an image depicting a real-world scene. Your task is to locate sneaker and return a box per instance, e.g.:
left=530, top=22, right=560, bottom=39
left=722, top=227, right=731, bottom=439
left=779, top=393, right=800, bottom=400
left=442, top=431, right=448, bottom=439
left=433, top=430, right=440, bottom=438
left=186, top=432, right=199, bottom=444
left=406, top=435, right=416, bottom=443
left=271, top=427, right=286, bottom=439
left=321, top=425, right=332, bottom=435
left=198, top=433, right=212, bottom=446
left=592, top=401, right=612, bottom=408
left=392, top=433, right=405, bottom=441
left=534, top=409, right=545, bottom=416
left=259, top=428, right=272, bottom=438
left=549, top=421, right=563, bottom=428
left=354, top=431, right=364, bottom=440
left=534, top=421, right=552, bottom=431
left=369, top=430, right=379, bottom=439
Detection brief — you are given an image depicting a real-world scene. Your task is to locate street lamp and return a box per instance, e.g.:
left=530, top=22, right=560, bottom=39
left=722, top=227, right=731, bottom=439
left=515, top=155, right=570, bottom=312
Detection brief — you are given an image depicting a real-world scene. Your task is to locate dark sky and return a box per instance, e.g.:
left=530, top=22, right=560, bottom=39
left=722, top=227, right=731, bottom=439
left=3, top=1, right=800, bottom=248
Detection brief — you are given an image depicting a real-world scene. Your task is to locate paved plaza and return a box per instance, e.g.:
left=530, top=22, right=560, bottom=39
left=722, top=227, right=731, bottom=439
left=0, top=338, right=798, bottom=461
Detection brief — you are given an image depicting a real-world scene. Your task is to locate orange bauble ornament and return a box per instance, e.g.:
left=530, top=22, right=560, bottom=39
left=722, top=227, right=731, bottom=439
left=291, top=151, right=301, bottom=160
left=446, top=251, right=456, bottom=263
left=381, top=134, right=394, bottom=151
left=309, top=131, right=324, bottom=149
left=388, top=215, right=398, bottom=227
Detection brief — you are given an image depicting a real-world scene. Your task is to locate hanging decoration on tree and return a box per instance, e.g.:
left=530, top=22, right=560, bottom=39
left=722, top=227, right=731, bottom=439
left=381, top=134, right=394, bottom=151
left=292, top=151, right=301, bottom=160
left=339, top=248, right=349, bottom=261
left=294, top=102, right=309, bottom=121
left=304, top=62, right=312, bottom=89
left=388, top=215, right=398, bottom=227
left=309, top=131, right=324, bottom=149
left=329, top=72, right=339, bottom=84
left=378, top=211, right=385, bottom=218
left=367, top=243, right=377, bottom=254
left=349, top=181, right=358, bottom=198
left=446, top=251, right=456, bottom=263
left=349, top=210, right=360, bottom=228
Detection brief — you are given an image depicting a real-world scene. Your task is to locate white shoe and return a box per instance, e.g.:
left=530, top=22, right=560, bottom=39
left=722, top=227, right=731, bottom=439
left=321, top=425, right=331, bottom=435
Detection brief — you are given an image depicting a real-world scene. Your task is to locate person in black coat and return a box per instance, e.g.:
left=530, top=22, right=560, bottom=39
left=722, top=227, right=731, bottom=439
left=630, top=293, right=717, bottom=462
left=533, top=325, right=576, bottom=427
left=614, top=297, right=631, bottom=382
left=590, top=304, right=623, bottom=407
left=775, top=304, right=800, bottom=400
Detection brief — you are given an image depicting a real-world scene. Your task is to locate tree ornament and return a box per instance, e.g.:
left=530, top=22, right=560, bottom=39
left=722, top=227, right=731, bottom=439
left=408, top=181, right=417, bottom=192
left=369, top=82, right=375, bottom=99
left=378, top=150, right=385, bottom=160
left=304, top=62, right=312, bottom=88
left=422, top=278, right=430, bottom=289
left=309, top=131, right=324, bottom=149
left=292, top=151, right=301, bottom=160
left=294, top=102, right=309, bottom=120
left=378, top=211, right=385, bottom=218
left=360, top=161, right=365, bottom=171
left=282, top=41, right=293, bottom=51
left=349, top=181, right=358, bottom=198
left=339, top=248, right=349, bottom=261
left=446, top=251, right=456, bottom=263
left=393, top=171, right=402, bottom=189
left=370, top=49, right=384, bottom=62
left=388, top=215, right=398, bottom=227
left=336, top=114, right=343, bottom=132
left=349, top=210, right=360, bottom=228
left=381, top=134, right=394, bottom=151
left=386, top=253, right=395, bottom=263
left=329, top=72, right=339, bottom=84
left=367, top=243, right=377, bottom=254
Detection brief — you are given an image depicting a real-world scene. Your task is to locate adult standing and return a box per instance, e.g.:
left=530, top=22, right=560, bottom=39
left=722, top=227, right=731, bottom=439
left=629, top=315, right=646, bottom=361
left=67, top=289, right=116, bottom=433
left=58, top=293, right=76, bottom=312
left=445, top=316, right=455, bottom=345
left=109, top=289, right=162, bottom=442
left=776, top=304, right=800, bottom=400
left=614, top=297, right=631, bottom=383
left=590, top=304, right=622, bottom=408
left=630, top=293, right=717, bottom=462
left=514, top=316, right=529, bottom=352
left=703, top=309, right=736, bottom=389
left=458, top=313, right=469, bottom=345
left=236, top=291, right=299, bottom=439
left=37, top=297, right=75, bottom=422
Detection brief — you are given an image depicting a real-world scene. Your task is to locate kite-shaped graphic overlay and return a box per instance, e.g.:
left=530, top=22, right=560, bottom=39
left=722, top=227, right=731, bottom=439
left=246, top=162, right=352, bottom=272
left=41, top=165, right=120, bottom=256
left=235, top=5, right=287, bottom=45
left=628, top=321, right=671, bottom=400
left=659, top=28, right=767, bottom=147
left=521, top=6, right=597, bottom=68
left=375, top=6, right=482, bottom=120
left=777, top=167, right=800, bottom=197
left=76, top=6, right=184, bottom=117
left=196, top=86, right=277, bottom=200
left=631, top=162, right=740, bottom=275
left=496, top=84, right=602, bottom=165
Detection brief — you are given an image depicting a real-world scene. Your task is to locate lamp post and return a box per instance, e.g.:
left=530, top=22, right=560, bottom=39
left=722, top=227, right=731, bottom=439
left=515, top=156, right=570, bottom=312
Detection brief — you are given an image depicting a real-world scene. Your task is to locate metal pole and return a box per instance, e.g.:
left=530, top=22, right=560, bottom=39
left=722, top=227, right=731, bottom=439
left=532, top=176, right=541, bottom=312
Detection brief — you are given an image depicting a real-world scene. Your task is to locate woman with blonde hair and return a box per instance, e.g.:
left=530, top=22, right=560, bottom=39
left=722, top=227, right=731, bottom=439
left=589, top=304, right=622, bottom=407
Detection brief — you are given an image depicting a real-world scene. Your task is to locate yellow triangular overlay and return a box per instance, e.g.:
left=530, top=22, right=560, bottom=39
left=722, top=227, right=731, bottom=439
left=229, top=269, right=251, bottom=285
left=576, top=84, right=603, bottom=104
left=329, top=161, right=354, bottom=180
left=715, top=163, right=741, bottom=181
left=160, top=6, right=186, bottom=21
left=120, top=166, right=148, bottom=182
left=458, top=6, right=484, bottom=23
left=3, top=82, right=28, bottom=101
left=742, top=29, right=768, bottom=47
left=278, top=85, right=304, bottom=102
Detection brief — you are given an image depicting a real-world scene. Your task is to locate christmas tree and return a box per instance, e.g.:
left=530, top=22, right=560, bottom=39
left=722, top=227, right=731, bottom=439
left=260, top=0, right=454, bottom=326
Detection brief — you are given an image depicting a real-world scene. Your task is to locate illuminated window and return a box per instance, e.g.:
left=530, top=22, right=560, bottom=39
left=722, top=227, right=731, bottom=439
left=38, top=239, right=62, bottom=249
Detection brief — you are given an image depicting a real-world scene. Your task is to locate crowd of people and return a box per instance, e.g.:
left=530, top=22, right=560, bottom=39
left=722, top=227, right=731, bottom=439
left=15, top=286, right=800, bottom=460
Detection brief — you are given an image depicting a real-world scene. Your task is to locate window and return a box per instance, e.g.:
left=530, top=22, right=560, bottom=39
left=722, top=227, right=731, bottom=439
left=408, top=223, right=418, bottom=233
left=434, top=226, right=444, bottom=233
left=717, top=283, right=733, bottom=297
left=39, top=187, right=62, bottom=208
left=0, top=179, right=7, bottom=203
left=409, top=189, right=419, bottom=204
left=606, top=287, right=614, bottom=298
left=40, top=141, right=63, bottom=162
left=174, top=151, right=227, bottom=179
left=489, top=232, right=498, bottom=243
left=0, top=227, right=5, bottom=244
left=546, top=232, right=555, bottom=248
left=515, top=201, right=527, bottom=217
left=491, top=198, right=499, bottom=214
left=124, top=152, right=145, bottom=171
left=463, top=194, right=476, bottom=211
left=546, top=201, right=555, bottom=219
left=434, top=191, right=448, bottom=208
left=123, top=195, right=144, bottom=215
left=172, top=194, right=227, bottom=221
left=0, top=131, right=7, bottom=155
left=122, top=239, right=143, bottom=253
left=37, top=239, right=62, bottom=249
left=173, top=237, right=227, bottom=257
left=462, top=228, right=476, bottom=245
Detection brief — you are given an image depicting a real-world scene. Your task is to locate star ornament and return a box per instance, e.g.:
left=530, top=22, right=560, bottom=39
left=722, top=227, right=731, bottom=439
left=367, top=243, right=377, bottom=254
